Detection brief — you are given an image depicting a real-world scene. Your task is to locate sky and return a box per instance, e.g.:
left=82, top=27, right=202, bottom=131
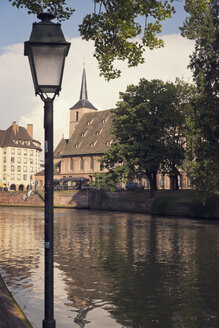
left=0, top=0, right=194, bottom=149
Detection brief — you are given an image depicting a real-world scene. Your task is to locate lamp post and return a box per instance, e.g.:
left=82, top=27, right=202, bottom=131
left=24, top=13, right=70, bottom=328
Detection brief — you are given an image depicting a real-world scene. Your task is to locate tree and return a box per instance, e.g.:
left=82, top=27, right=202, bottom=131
left=180, top=0, right=219, bottom=198
left=9, top=0, right=175, bottom=80
left=95, top=79, right=187, bottom=196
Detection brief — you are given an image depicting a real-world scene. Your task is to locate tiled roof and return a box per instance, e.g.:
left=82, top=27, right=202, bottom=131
left=61, top=109, right=114, bottom=156
left=70, top=99, right=97, bottom=110
left=0, top=123, right=41, bottom=151
left=54, top=137, right=69, bottom=158
left=0, top=130, right=5, bottom=146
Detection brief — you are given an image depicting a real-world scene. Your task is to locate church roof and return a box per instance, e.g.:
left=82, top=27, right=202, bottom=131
left=61, top=109, right=114, bottom=156
left=70, top=68, right=97, bottom=110
left=54, top=137, right=69, bottom=158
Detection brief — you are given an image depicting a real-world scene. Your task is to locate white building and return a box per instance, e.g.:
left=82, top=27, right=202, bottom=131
left=0, top=122, right=42, bottom=191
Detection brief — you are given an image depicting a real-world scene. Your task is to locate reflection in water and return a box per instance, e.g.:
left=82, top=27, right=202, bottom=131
left=0, top=207, right=219, bottom=327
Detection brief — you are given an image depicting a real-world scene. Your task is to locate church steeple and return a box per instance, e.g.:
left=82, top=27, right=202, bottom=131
left=70, top=67, right=97, bottom=111
left=80, top=67, right=88, bottom=101
left=69, top=66, right=98, bottom=138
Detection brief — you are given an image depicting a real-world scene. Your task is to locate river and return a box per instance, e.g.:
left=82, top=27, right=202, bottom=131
left=0, top=207, right=219, bottom=328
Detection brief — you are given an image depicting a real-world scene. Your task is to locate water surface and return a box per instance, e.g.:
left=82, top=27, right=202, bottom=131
left=0, top=207, right=219, bottom=327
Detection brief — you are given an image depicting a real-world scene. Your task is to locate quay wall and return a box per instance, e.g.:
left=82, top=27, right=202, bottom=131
left=0, top=190, right=218, bottom=218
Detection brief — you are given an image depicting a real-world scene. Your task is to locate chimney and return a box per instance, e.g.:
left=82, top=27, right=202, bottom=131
left=12, top=121, right=17, bottom=134
left=27, top=124, right=33, bottom=139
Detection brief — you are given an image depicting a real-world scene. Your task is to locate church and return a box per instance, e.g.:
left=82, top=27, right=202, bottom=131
left=35, top=68, right=114, bottom=189
left=35, top=68, right=192, bottom=190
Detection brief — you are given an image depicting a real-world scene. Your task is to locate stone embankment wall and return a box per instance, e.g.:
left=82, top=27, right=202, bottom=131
left=54, top=191, right=89, bottom=208
left=0, top=191, right=44, bottom=206
left=0, top=190, right=218, bottom=218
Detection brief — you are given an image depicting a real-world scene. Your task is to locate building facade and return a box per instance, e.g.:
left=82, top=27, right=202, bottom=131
left=35, top=68, right=192, bottom=190
left=0, top=122, right=42, bottom=191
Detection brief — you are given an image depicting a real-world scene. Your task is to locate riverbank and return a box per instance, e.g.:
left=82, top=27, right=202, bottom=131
left=0, top=190, right=218, bottom=218
left=0, top=274, right=32, bottom=328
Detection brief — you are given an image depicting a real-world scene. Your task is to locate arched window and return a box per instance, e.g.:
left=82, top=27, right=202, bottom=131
left=76, top=111, right=79, bottom=121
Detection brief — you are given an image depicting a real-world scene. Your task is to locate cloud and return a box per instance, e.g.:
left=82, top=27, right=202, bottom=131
left=0, top=35, right=194, bottom=150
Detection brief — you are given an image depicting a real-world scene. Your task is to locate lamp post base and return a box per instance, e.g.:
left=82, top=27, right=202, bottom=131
left=43, top=319, right=56, bottom=328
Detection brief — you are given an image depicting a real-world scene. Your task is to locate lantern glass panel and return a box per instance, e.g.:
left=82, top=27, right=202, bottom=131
left=31, top=44, right=66, bottom=93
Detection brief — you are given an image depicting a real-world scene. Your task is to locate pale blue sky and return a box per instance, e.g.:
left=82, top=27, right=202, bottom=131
left=0, top=0, right=187, bottom=50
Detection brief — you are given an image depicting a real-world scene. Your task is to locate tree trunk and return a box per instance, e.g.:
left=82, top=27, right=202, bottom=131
left=170, top=175, right=179, bottom=190
left=147, top=171, right=157, bottom=198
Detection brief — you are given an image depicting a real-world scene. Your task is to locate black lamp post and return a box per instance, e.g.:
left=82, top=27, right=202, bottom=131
left=24, top=13, right=70, bottom=328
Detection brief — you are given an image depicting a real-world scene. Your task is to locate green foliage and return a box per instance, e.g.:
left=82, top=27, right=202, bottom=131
left=79, top=0, right=174, bottom=80
left=9, top=0, right=175, bottom=80
left=97, top=79, right=191, bottom=195
left=8, top=0, right=74, bottom=20
left=181, top=0, right=219, bottom=199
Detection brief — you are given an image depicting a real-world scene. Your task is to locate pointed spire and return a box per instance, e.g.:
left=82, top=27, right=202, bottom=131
left=70, top=64, right=97, bottom=111
left=80, top=67, right=88, bottom=101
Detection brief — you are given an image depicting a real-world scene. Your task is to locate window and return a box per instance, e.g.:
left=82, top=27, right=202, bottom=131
left=11, top=174, right=14, bottom=180
left=160, top=174, right=165, bottom=188
left=187, top=176, right=192, bottom=187
left=3, top=165, right=6, bottom=172
left=11, top=165, right=15, bottom=172
left=3, top=157, right=6, bottom=163
left=30, top=167, right=33, bottom=172
left=11, top=157, right=15, bottom=163
left=17, top=166, right=21, bottom=172
left=23, top=166, right=27, bottom=172
left=23, top=174, right=27, bottom=181
left=30, top=150, right=33, bottom=156
left=30, top=175, right=33, bottom=181
left=11, top=148, right=15, bottom=154
left=70, top=158, right=74, bottom=171
left=17, top=174, right=21, bottom=180
left=90, top=157, right=94, bottom=170
left=3, top=149, right=6, bottom=155
left=18, top=149, right=21, bottom=155
left=80, top=157, right=84, bottom=170
left=17, top=157, right=21, bottom=164
left=24, top=149, right=27, bottom=155
left=75, top=144, right=79, bottom=148
left=76, top=111, right=79, bottom=121
left=30, top=158, right=33, bottom=164
left=24, top=158, right=27, bottom=164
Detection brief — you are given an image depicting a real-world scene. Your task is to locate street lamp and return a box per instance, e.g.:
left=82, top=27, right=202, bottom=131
left=24, top=13, right=70, bottom=328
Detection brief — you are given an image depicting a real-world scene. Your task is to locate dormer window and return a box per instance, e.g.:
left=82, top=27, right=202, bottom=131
left=102, top=117, right=109, bottom=123
left=96, top=129, right=102, bottom=136
left=87, top=118, right=94, bottom=126
left=106, top=140, right=113, bottom=146
left=90, top=141, right=97, bottom=148
left=81, top=131, right=87, bottom=137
